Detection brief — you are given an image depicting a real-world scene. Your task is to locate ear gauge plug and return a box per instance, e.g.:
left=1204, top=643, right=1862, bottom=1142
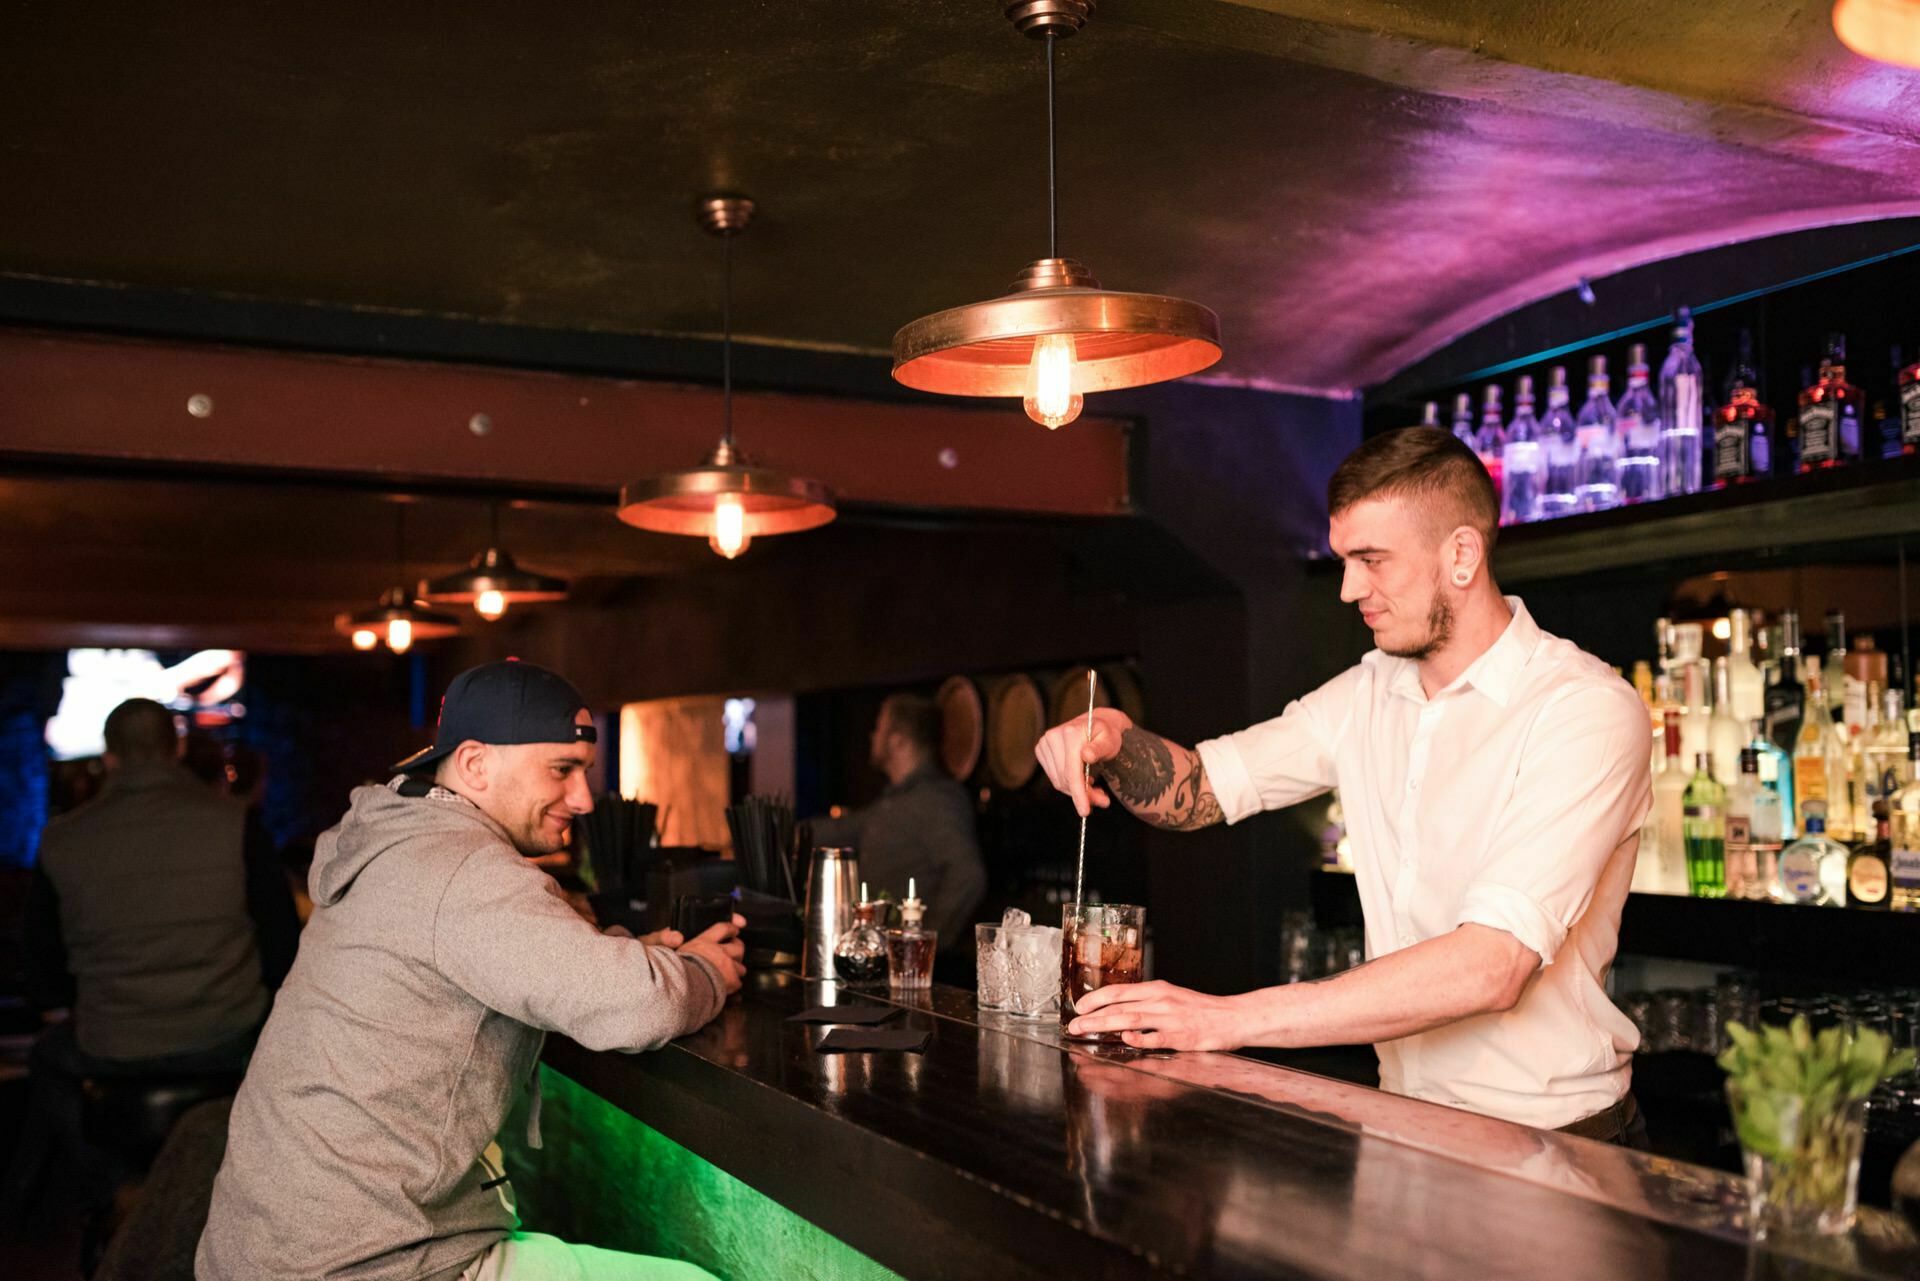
left=1454, top=573, right=1471, bottom=585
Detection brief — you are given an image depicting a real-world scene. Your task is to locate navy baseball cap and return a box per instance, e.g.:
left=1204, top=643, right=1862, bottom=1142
left=392, top=660, right=596, bottom=774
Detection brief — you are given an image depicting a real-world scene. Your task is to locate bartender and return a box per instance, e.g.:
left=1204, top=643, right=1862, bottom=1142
left=1035, top=428, right=1652, bottom=1144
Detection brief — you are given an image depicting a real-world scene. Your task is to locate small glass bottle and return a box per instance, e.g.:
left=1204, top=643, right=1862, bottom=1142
left=1659, top=308, right=1706, bottom=498
left=1777, top=802, right=1848, bottom=906
left=1474, top=383, right=1506, bottom=506
left=1848, top=805, right=1892, bottom=910
left=1615, top=343, right=1664, bottom=504
left=1499, top=375, right=1543, bottom=526
left=1539, top=365, right=1580, bottom=519
left=885, top=877, right=937, bottom=990
left=1574, top=354, right=1622, bottom=512
left=832, top=882, right=888, bottom=987
left=1682, top=752, right=1726, bottom=898
left=1450, top=392, right=1476, bottom=447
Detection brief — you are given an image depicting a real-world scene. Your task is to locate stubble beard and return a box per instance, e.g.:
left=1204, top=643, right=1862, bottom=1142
left=1380, top=586, right=1455, bottom=662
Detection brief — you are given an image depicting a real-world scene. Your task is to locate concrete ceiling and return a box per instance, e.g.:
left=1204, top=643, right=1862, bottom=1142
left=3, top=1, right=1919, bottom=395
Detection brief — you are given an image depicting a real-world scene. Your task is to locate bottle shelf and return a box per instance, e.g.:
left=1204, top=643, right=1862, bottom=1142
left=1311, top=869, right=1918, bottom=987
left=1488, top=456, right=1920, bottom=586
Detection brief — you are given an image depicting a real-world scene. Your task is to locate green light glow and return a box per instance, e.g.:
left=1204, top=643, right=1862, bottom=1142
left=502, top=1069, right=904, bottom=1281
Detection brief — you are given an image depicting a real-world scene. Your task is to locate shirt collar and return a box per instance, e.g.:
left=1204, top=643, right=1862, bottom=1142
left=1376, top=596, right=1541, bottom=708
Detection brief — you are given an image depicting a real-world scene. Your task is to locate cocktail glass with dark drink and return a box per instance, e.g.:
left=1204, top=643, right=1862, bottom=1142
left=1060, top=903, right=1145, bottom=1042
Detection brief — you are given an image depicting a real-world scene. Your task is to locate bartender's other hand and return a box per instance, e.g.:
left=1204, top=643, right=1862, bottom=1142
left=1065, top=980, right=1243, bottom=1052
left=679, top=918, right=747, bottom=994
left=1034, top=707, right=1134, bottom=818
left=634, top=926, right=680, bottom=947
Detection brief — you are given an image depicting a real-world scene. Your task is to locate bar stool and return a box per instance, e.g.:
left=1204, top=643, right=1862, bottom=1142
left=78, top=1072, right=242, bottom=1276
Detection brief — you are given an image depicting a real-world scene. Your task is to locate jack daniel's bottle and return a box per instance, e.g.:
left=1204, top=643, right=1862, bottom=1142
left=1712, top=332, right=1773, bottom=486
left=1794, top=335, right=1864, bottom=473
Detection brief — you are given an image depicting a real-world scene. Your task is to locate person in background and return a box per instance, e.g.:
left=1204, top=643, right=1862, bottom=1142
left=810, top=692, right=986, bottom=948
left=1034, top=427, right=1652, bottom=1145
left=4, top=698, right=299, bottom=1223
left=198, top=660, right=745, bottom=1281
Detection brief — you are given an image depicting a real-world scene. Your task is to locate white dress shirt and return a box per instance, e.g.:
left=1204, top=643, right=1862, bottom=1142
left=1196, top=597, right=1651, bottom=1130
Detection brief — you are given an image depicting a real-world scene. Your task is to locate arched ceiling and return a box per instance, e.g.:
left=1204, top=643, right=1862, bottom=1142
left=2, top=0, right=1918, bottom=394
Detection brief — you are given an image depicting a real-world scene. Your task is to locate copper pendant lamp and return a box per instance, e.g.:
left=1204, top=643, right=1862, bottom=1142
left=891, top=1, right=1221, bottom=429
left=420, top=502, right=569, bottom=621
left=617, top=196, right=836, bottom=559
left=337, top=504, right=459, bottom=653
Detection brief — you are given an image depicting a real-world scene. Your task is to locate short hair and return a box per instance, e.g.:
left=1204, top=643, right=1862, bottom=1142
left=1327, top=427, right=1498, bottom=547
left=104, top=698, right=178, bottom=763
left=880, top=694, right=940, bottom=755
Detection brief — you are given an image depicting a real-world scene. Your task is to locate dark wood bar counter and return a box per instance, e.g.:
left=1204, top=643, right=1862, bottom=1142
left=528, top=971, right=1920, bottom=1281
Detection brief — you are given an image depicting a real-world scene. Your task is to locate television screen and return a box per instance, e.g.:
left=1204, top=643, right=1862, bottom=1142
left=45, top=648, right=247, bottom=760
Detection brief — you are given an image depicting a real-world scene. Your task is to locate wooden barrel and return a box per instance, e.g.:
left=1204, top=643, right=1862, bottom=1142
left=982, top=673, right=1046, bottom=791
left=934, top=675, right=984, bottom=782
left=1047, top=663, right=1146, bottom=731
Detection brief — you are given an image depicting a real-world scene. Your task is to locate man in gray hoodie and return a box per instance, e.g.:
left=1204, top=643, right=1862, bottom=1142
left=198, top=661, right=744, bottom=1281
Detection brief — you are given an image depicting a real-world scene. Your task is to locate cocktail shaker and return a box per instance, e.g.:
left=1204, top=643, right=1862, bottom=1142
left=801, top=846, right=860, bottom=981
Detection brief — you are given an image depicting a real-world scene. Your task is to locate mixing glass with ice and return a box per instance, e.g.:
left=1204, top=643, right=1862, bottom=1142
left=1059, top=903, right=1145, bottom=1042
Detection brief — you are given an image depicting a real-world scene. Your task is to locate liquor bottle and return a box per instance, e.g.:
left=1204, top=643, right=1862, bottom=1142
left=1574, top=355, right=1621, bottom=512
left=1659, top=307, right=1706, bottom=498
left=1891, top=734, right=1920, bottom=912
left=1451, top=392, right=1476, bottom=447
left=1764, top=609, right=1805, bottom=755
left=1654, top=616, right=1676, bottom=676
left=1848, top=804, right=1892, bottom=910
left=1499, top=375, right=1543, bottom=525
left=1726, top=608, right=1766, bottom=725
left=1679, top=658, right=1710, bottom=769
left=1872, top=345, right=1906, bottom=462
left=1651, top=711, right=1690, bottom=894
left=1745, top=747, right=1787, bottom=899
left=1899, top=348, right=1920, bottom=458
left=1651, top=672, right=1679, bottom=772
left=884, top=878, right=937, bottom=990
left=1724, top=748, right=1761, bottom=899
left=1865, top=690, right=1913, bottom=822
left=1845, top=685, right=1880, bottom=841
left=1794, top=664, right=1850, bottom=839
left=1844, top=634, right=1887, bottom=734
left=1749, top=717, right=1796, bottom=842
left=832, top=885, right=889, bottom=986
left=1539, top=366, right=1580, bottom=519
left=1794, top=335, right=1865, bottom=472
left=1474, top=384, right=1506, bottom=503
left=1419, top=401, right=1441, bottom=429
left=1776, top=802, right=1847, bottom=906
left=1709, top=656, right=1745, bottom=787
left=1615, top=343, right=1664, bottom=503
left=1711, top=336, right=1773, bottom=486
left=1822, top=610, right=1847, bottom=721
left=1683, top=753, right=1726, bottom=898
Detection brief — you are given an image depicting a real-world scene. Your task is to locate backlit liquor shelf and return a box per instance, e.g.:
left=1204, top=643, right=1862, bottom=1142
left=1313, top=870, right=1918, bottom=989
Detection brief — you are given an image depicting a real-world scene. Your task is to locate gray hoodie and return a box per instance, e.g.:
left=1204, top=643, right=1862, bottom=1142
left=197, top=780, right=725, bottom=1281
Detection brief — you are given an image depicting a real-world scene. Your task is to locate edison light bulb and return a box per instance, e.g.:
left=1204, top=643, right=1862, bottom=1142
left=475, top=589, right=508, bottom=620
left=709, top=493, right=750, bottom=559
left=386, top=617, right=413, bottom=654
left=1022, top=332, right=1084, bottom=429
left=350, top=628, right=378, bottom=651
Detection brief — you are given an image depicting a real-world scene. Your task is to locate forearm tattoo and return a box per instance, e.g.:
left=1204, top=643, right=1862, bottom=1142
left=1098, top=728, right=1224, bottom=830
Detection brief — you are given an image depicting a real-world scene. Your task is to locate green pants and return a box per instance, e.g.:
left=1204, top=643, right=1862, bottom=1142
left=461, top=1232, right=720, bottom=1281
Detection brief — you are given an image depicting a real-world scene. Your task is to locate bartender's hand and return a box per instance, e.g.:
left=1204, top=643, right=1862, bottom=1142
left=1034, top=707, right=1134, bottom=818
left=1065, top=979, right=1244, bottom=1052
left=678, top=914, right=748, bottom=995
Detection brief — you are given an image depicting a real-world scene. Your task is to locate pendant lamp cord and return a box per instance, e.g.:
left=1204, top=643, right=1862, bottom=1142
left=395, top=503, right=407, bottom=582
left=721, top=230, right=734, bottom=449
left=1046, top=31, right=1057, bottom=260
left=488, top=500, right=499, bottom=549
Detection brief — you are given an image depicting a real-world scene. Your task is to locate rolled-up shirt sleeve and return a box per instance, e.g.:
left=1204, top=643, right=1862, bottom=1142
left=1455, top=681, right=1652, bottom=967
left=1194, top=666, right=1355, bottom=824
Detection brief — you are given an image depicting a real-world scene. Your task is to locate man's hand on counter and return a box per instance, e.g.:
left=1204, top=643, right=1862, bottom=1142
left=1066, top=980, right=1248, bottom=1052
left=679, top=915, right=748, bottom=995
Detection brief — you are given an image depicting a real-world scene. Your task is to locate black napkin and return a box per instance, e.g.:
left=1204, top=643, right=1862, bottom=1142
left=787, top=1004, right=900, bottom=1026
left=817, top=1026, right=931, bottom=1053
